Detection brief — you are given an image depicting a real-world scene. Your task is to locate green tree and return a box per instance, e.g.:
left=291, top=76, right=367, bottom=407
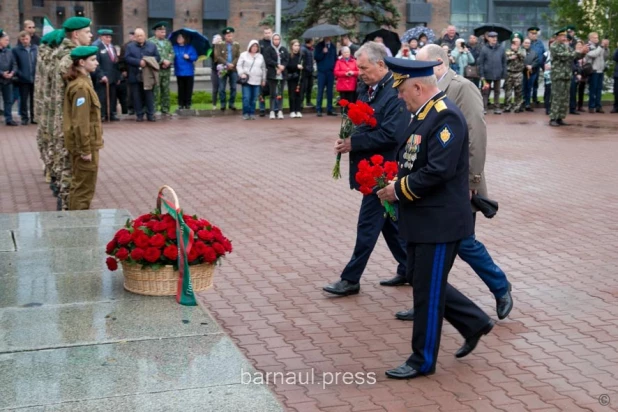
left=550, top=0, right=618, bottom=45
left=266, top=0, right=400, bottom=42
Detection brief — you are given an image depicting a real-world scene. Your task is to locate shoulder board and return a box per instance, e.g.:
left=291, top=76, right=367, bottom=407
left=434, top=100, right=447, bottom=113
left=417, top=96, right=447, bottom=120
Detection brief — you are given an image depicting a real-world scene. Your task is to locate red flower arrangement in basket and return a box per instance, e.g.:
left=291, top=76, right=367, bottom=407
left=333, top=99, right=377, bottom=179
left=355, top=155, right=399, bottom=220
left=106, top=211, right=232, bottom=272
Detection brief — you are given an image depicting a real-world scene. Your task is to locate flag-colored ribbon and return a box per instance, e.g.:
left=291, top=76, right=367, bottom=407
left=158, top=194, right=197, bottom=306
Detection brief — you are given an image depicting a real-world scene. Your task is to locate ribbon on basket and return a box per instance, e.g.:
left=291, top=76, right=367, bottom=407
left=158, top=186, right=197, bottom=306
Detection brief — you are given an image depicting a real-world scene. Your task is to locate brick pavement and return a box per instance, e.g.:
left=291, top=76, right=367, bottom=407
left=1, top=112, right=618, bottom=411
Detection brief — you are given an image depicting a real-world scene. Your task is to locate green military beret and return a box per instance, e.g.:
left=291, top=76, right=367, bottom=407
left=97, top=29, right=113, bottom=36
left=62, top=16, right=91, bottom=32
left=527, top=26, right=540, bottom=33
left=554, top=27, right=567, bottom=37
left=0, top=29, right=4, bottom=38
left=566, top=25, right=577, bottom=31
left=70, top=46, right=99, bottom=60
left=222, top=26, right=235, bottom=35
left=510, top=32, right=523, bottom=42
left=152, top=21, right=167, bottom=30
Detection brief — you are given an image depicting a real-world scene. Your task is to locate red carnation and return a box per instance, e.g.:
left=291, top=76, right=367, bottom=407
left=146, top=220, right=158, bottom=231
left=370, top=155, right=384, bottom=165
left=162, top=214, right=174, bottom=223
left=166, top=226, right=177, bottom=240
left=150, top=233, right=166, bottom=248
left=106, top=257, right=118, bottom=271
left=222, top=239, right=233, bottom=252
left=203, top=246, right=217, bottom=263
left=134, top=235, right=150, bottom=249
left=117, top=233, right=132, bottom=246
left=131, top=228, right=145, bottom=240
left=368, top=118, right=378, bottom=128
left=358, top=159, right=370, bottom=171
left=114, top=229, right=130, bottom=240
left=153, top=221, right=168, bottom=232
left=339, top=99, right=350, bottom=107
left=144, top=247, right=161, bottom=263
left=384, top=161, right=398, bottom=180
left=106, top=239, right=117, bottom=254
left=163, top=245, right=178, bottom=261
left=130, top=248, right=145, bottom=261
left=138, top=213, right=153, bottom=222
left=187, top=247, right=199, bottom=262
left=193, top=241, right=207, bottom=255
left=212, top=242, right=226, bottom=255
left=372, top=165, right=384, bottom=178
left=355, top=171, right=374, bottom=188
left=359, top=186, right=373, bottom=195
left=197, top=230, right=215, bottom=242
left=198, top=219, right=211, bottom=229
left=115, top=247, right=129, bottom=261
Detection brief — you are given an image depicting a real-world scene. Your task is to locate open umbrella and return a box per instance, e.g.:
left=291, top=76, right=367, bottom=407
left=363, top=28, right=401, bottom=56
left=168, top=28, right=211, bottom=57
left=401, top=26, right=435, bottom=44
left=301, top=24, right=348, bottom=39
left=473, top=23, right=513, bottom=43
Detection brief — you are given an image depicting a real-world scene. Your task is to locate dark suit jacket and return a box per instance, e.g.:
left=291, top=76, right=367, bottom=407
left=124, top=41, right=160, bottom=84
left=94, top=42, right=121, bottom=84
left=348, top=72, right=409, bottom=190
left=394, top=91, right=473, bottom=243
left=12, top=44, right=37, bottom=83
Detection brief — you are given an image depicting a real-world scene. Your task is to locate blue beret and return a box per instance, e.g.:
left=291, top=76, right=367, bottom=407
left=62, top=17, right=91, bottom=31
left=70, top=46, right=99, bottom=60
left=384, top=57, right=440, bottom=88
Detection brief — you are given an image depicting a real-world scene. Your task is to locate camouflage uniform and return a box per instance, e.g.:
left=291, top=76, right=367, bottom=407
left=504, top=48, right=525, bottom=112
left=550, top=41, right=584, bottom=122
left=148, top=36, right=174, bottom=114
left=34, top=43, right=52, bottom=181
left=50, top=39, right=78, bottom=210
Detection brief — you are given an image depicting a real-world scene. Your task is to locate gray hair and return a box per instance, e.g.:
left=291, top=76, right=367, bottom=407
left=417, top=44, right=449, bottom=69
left=355, top=41, right=387, bottom=63
left=341, top=46, right=350, bottom=54
left=411, top=75, right=438, bottom=87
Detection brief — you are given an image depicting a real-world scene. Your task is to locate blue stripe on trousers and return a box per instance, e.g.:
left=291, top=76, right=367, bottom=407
left=421, top=243, right=445, bottom=373
left=428, top=244, right=446, bottom=370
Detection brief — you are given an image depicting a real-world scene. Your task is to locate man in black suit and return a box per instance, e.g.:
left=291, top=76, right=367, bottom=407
left=93, top=29, right=120, bottom=121
left=377, top=57, right=493, bottom=379
left=323, top=42, right=408, bottom=296
left=12, top=31, right=38, bottom=125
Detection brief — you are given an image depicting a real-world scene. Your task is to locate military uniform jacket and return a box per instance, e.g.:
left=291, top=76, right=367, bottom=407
left=148, top=37, right=174, bottom=71
left=214, top=42, right=241, bottom=70
left=505, top=48, right=525, bottom=72
left=63, top=75, right=103, bottom=156
left=348, top=72, right=409, bottom=190
left=394, top=91, right=474, bottom=243
left=550, top=42, right=584, bottom=81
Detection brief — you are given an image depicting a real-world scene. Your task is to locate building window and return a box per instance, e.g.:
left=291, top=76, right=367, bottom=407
left=32, top=0, right=44, bottom=7
left=495, top=6, right=553, bottom=40
left=450, top=0, right=488, bottom=37
left=202, top=20, right=227, bottom=66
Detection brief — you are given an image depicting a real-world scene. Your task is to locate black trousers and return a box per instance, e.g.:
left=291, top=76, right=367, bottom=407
left=544, top=83, right=552, bottom=114
left=404, top=241, right=490, bottom=373
left=300, top=71, right=313, bottom=106
left=177, top=75, right=195, bottom=108
left=339, top=91, right=356, bottom=103
left=131, top=83, right=154, bottom=119
left=17, top=82, right=34, bottom=122
left=341, top=194, right=407, bottom=283
left=116, top=81, right=128, bottom=114
left=287, top=78, right=302, bottom=112
left=96, top=82, right=117, bottom=119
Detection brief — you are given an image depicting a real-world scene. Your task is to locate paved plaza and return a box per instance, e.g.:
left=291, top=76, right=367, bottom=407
left=1, top=110, right=618, bottom=411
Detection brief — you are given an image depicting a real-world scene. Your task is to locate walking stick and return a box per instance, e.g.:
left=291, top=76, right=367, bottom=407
left=296, top=57, right=304, bottom=94
left=106, top=81, right=110, bottom=121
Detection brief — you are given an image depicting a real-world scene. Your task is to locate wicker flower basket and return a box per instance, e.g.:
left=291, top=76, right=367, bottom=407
left=121, top=185, right=216, bottom=296
left=122, top=261, right=215, bottom=296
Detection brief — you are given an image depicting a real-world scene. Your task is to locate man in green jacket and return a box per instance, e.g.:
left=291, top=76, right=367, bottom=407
left=148, top=21, right=174, bottom=116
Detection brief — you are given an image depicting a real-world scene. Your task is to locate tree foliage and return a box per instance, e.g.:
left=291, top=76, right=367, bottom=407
left=275, top=0, right=401, bottom=42
left=550, top=0, right=618, bottom=45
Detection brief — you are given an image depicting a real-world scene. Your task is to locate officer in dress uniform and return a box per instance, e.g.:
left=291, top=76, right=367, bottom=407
left=377, top=57, right=494, bottom=379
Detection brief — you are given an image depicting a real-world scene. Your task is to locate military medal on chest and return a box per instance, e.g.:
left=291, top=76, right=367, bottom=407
left=402, top=134, right=422, bottom=170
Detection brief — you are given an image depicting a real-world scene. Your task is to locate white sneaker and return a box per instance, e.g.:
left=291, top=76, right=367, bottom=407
left=277, top=111, right=284, bottom=119
left=269, top=111, right=275, bottom=119
left=296, top=112, right=303, bottom=118
left=290, top=112, right=297, bottom=118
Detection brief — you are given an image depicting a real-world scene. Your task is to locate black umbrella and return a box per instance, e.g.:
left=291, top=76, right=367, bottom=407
left=363, top=28, right=401, bottom=56
left=473, top=23, right=513, bottom=43
left=301, top=24, right=348, bottom=39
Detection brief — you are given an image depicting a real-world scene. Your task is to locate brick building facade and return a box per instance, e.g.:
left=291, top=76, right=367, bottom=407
left=1, top=0, right=550, bottom=48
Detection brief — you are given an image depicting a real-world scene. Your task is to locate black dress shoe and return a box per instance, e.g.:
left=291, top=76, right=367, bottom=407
left=455, top=320, right=495, bottom=358
left=569, top=110, right=580, bottom=115
left=110, top=116, right=120, bottom=121
left=496, top=283, right=513, bottom=320
left=385, top=363, right=429, bottom=379
left=316, top=112, right=323, bottom=117
left=549, top=120, right=559, bottom=127
left=525, top=106, right=534, bottom=112
left=379, top=274, right=408, bottom=286
left=229, top=106, right=237, bottom=111
left=147, top=118, right=156, bottom=122
left=6, top=121, right=18, bottom=126
left=326, top=112, right=338, bottom=116
left=556, top=119, right=569, bottom=126
left=395, top=308, right=415, bottom=321
left=322, top=280, right=360, bottom=296
left=136, top=118, right=144, bottom=122
left=30, top=119, right=37, bottom=125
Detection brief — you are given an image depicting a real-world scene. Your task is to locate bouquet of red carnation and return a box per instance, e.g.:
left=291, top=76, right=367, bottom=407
left=105, top=210, right=233, bottom=272
left=355, top=154, right=399, bottom=220
left=333, top=99, right=377, bottom=179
